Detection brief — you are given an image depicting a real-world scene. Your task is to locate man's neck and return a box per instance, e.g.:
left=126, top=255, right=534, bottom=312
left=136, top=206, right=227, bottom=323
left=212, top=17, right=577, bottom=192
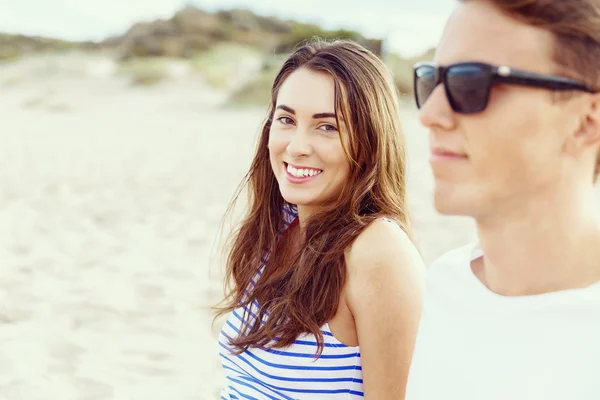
left=473, top=188, right=600, bottom=296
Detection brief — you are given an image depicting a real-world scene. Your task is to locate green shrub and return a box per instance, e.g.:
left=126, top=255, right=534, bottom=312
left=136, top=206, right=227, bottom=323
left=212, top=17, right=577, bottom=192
left=228, top=68, right=278, bottom=107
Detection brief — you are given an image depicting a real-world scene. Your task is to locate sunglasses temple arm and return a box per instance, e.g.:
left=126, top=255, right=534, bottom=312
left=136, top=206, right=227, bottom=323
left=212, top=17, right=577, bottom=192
left=496, top=74, right=594, bottom=92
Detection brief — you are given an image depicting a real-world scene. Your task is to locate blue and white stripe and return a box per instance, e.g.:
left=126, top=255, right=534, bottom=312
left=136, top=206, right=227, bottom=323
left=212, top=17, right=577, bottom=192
left=219, top=204, right=364, bottom=399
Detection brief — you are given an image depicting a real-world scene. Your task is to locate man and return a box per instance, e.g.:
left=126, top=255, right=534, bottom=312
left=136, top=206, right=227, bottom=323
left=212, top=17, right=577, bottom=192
left=406, top=1, right=600, bottom=399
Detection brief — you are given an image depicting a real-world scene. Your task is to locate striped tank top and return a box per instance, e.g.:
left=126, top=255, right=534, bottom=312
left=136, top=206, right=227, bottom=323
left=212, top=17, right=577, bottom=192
left=218, top=204, right=364, bottom=399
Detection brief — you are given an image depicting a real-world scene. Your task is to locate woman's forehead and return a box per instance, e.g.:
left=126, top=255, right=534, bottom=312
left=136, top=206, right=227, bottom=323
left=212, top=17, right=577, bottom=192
left=275, top=68, right=337, bottom=116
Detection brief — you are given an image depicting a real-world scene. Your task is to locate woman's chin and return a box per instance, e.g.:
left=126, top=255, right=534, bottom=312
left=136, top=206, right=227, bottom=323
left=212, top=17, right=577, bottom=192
left=279, top=190, right=318, bottom=208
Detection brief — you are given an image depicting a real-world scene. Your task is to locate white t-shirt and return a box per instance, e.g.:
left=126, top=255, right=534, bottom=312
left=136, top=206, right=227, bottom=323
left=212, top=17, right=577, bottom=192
left=405, top=244, right=600, bottom=400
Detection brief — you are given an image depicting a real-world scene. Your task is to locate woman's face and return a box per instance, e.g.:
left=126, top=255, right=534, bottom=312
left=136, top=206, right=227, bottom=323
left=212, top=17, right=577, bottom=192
left=269, top=68, right=351, bottom=209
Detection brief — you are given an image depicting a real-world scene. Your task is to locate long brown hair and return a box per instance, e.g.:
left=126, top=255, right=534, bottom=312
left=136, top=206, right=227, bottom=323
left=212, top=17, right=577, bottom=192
left=215, top=38, right=411, bottom=355
left=466, top=0, right=600, bottom=179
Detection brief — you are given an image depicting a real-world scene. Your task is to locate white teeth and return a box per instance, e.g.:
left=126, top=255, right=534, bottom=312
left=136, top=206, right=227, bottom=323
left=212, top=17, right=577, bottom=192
left=286, top=164, right=322, bottom=178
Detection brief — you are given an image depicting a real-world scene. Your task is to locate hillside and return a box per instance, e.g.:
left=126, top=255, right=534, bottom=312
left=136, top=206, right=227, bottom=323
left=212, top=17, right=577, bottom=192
left=0, top=6, right=436, bottom=102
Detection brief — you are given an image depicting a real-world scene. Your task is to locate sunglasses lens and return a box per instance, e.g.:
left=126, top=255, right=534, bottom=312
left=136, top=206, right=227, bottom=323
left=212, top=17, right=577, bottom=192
left=414, top=65, right=437, bottom=108
left=446, top=64, right=490, bottom=113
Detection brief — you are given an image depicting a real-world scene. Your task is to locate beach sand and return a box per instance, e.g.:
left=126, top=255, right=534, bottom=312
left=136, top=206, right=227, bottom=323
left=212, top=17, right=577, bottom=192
left=1, top=54, right=593, bottom=399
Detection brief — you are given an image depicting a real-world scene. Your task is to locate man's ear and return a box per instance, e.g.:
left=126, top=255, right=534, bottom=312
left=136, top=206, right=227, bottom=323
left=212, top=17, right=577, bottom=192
left=565, top=93, right=600, bottom=156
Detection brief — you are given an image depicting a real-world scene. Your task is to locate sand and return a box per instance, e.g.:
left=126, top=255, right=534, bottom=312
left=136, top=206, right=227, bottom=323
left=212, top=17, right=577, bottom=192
left=1, top=53, right=593, bottom=399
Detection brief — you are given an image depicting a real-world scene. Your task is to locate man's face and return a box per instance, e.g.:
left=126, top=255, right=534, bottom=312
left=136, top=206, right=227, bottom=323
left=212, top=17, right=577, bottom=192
left=419, top=1, right=594, bottom=219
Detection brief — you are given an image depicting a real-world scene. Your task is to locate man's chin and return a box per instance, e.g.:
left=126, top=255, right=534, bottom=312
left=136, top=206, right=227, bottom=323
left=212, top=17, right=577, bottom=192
left=433, top=188, right=473, bottom=217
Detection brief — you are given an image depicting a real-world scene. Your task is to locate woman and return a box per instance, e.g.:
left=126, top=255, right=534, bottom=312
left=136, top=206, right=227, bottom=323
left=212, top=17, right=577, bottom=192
left=215, top=39, right=425, bottom=399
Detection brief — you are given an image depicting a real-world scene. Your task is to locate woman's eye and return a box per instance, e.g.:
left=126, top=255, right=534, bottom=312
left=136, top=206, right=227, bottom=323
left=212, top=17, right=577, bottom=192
left=319, top=124, right=338, bottom=133
left=277, top=116, right=294, bottom=125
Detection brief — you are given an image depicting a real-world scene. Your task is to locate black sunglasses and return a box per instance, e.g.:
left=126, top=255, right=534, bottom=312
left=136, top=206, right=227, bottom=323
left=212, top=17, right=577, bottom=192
left=413, top=61, right=597, bottom=114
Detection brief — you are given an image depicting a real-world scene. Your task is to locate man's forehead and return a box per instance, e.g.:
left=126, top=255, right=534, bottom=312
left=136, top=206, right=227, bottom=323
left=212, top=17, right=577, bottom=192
left=435, top=1, right=554, bottom=71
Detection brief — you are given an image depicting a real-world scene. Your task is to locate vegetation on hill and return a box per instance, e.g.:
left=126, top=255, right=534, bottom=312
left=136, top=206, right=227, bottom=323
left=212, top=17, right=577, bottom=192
left=0, top=33, right=96, bottom=61
left=97, top=6, right=382, bottom=60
